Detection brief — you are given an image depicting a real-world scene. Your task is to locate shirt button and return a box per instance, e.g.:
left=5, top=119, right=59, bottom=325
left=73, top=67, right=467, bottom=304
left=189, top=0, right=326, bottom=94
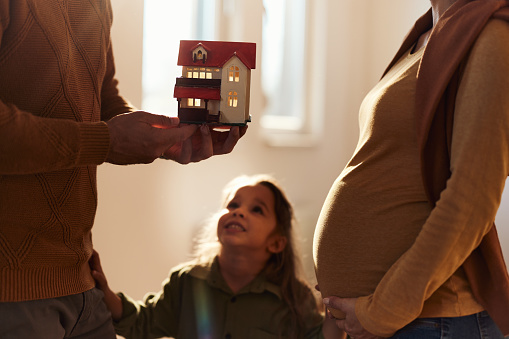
left=230, top=296, right=236, bottom=303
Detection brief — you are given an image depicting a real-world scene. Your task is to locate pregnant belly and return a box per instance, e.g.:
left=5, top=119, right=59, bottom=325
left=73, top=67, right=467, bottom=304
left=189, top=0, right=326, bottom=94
left=313, top=216, right=386, bottom=319
left=313, top=196, right=428, bottom=319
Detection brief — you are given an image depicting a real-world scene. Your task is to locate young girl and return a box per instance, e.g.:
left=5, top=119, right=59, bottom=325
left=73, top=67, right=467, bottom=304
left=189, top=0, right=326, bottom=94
left=91, top=174, right=331, bottom=339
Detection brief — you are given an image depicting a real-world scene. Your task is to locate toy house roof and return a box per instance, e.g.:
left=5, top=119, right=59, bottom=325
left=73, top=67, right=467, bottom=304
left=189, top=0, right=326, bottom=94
left=177, top=40, right=256, bottom=69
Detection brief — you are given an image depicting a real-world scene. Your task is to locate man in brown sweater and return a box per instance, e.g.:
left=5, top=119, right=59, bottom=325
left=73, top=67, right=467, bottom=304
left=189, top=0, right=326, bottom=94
left=0, top=1, right=245, bottom=338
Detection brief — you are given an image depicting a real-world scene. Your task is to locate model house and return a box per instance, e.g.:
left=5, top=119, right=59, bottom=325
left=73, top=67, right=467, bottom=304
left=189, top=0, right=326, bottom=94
left=174, top=40, right=256, bottom=125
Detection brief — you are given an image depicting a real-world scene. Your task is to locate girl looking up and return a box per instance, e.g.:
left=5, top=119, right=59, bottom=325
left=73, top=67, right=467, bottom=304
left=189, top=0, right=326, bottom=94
left=91, top=174, right=337, bottom=338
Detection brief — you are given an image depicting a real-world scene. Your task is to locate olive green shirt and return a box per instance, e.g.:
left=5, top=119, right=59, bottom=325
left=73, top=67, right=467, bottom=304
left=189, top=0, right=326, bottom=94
left=115, top=257, right=324, bottom=339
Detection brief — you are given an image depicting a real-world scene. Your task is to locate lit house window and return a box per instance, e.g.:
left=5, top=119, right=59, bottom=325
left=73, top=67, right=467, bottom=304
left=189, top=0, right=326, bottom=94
left=196, top=50, right=206, bottom=61
left=228, top=66, right=240, bottom=82
left=187, top=98, right=201, bottom=107
left=228, top=91, right=238, bottom=107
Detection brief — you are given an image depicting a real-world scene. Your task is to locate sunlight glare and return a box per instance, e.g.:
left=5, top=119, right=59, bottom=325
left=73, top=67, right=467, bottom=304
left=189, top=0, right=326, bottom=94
left=142, top=1, right=196, bottom=116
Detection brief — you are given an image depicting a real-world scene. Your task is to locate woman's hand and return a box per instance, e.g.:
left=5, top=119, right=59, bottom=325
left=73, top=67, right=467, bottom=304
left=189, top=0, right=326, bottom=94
left=324, top=296, right=385, bottom=339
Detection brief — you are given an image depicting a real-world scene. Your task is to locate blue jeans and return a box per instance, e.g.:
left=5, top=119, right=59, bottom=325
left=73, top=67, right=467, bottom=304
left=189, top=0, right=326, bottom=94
left=391, top=311, right=506, bottom=339
left=0, top=288, right=115, bottom=339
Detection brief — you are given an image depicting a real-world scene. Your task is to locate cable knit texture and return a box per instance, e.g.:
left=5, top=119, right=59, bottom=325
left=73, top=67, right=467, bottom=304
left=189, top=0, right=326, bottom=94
left=0, top=0, right=133, bottom=302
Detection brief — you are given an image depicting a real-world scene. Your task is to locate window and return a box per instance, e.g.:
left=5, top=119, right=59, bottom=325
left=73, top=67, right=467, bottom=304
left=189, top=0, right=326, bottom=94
left=142, top=0, right=325, bottom=146
left=228, top=66, right=240, bottom=82
left=260, top=0, right=325, bottom=146
left=228, top=91, right=238, bottom=107
left=187, top=98, right=201, bottom=107
left=196, top=50, right=205, bottom=61
left=142, top=0, right=215, bottom=116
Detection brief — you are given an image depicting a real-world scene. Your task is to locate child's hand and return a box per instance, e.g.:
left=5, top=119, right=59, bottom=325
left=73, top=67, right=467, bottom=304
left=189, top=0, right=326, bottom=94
left=89, top=250, right=124, bottom=321
left=89, top=249, right=109, bottom=291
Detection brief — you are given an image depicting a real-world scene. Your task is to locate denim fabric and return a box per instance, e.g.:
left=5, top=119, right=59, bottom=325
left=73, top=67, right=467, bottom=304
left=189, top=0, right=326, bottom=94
left=391, top=311, right=506, bottom=339
left=0, top=288, right=115, bottom=339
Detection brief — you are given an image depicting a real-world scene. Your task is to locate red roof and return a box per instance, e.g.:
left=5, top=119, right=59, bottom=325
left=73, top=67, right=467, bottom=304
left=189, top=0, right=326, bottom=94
left=174, top=86, right=221, bottom=100
left=177, top=40, right=256, bottom=69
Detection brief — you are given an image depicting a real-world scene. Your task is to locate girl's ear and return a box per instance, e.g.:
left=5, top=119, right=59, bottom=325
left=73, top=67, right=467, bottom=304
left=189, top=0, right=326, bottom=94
left=268, top=235, right=287, bottom=254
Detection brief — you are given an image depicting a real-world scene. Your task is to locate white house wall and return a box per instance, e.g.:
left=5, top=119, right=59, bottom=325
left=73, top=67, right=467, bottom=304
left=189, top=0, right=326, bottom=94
left=220, top=56, right=249, bottom=124
left=244, top=71, right=252, bottom=122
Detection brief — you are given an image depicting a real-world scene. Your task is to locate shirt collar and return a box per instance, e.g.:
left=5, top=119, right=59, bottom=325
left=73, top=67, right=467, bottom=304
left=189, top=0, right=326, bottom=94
left=188, top=256, right=282, bottom=300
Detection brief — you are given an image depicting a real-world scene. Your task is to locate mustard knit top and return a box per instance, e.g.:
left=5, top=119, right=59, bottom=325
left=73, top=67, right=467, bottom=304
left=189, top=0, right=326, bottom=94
left=314, top=19, right=509, bottom=336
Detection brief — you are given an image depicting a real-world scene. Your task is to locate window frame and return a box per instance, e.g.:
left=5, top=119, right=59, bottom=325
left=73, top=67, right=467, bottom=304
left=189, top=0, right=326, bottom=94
left=257, top=0, right=326, bottom=147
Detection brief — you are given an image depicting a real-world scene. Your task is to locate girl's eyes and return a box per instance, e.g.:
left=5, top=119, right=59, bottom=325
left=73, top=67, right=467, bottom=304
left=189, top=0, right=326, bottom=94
left=252, top=206, right=264, bottom=215
left=226, top=201, right=265, bottom=215
left=227, top=201, right=239, bottom=209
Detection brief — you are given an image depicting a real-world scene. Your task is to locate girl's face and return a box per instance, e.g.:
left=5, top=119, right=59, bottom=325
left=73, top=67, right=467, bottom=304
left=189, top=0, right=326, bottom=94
left=217, top=184, right=282, bottom=254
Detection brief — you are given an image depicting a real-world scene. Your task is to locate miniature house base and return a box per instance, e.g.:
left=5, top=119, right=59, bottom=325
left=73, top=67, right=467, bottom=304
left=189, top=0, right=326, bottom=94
left=174, top=40, right=256, bottom=126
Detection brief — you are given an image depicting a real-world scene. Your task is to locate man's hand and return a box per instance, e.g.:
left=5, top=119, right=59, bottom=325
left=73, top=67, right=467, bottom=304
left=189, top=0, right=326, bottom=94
left=162, top=124, right=248, bottom=164
left=324, top=296, right=385, bottom=339
left=106, top=111, right=199, bottom=165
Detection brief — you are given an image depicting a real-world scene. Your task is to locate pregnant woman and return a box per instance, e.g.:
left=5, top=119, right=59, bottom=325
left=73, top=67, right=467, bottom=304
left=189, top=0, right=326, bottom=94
left=313, top=0, right=509, bottom=338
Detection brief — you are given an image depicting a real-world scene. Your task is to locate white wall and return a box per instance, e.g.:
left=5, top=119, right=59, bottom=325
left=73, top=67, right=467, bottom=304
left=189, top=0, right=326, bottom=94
left=93, top=0, right=509, bottom=306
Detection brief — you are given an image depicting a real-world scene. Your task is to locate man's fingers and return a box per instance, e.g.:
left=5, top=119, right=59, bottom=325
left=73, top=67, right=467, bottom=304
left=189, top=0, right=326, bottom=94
left=154, top=124, right=199, bottom=146
left=144, top=112, right=180, bottom=129
left=157, top=123, right=245, bottom=163
left=195, top=125, right=213, bottom=161
left=239, top=125, right=248, bottom=138
left=212, top=126, right=240, bottom=155
left=222, top=126, right=240, bottom=154
left=177, top=138, right=193, bottom=164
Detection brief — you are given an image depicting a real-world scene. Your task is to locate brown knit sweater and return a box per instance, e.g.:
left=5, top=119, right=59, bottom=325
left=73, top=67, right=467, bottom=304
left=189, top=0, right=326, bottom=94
left=0, top=0, right=133, bottom=301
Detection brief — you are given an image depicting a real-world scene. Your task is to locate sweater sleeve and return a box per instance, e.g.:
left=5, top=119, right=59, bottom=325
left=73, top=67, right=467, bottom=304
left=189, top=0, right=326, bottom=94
left=0, top=102, right=110, bottom=175
left=355, top=19, right=509, bottom=336
left=0, top=7, right=123, bottom=175
left=100, top=41, right=136, bottom=121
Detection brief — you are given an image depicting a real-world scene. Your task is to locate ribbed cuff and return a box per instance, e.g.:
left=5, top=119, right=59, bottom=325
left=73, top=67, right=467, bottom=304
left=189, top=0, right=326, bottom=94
left=77, top=121, right=111, bottom=166
left=0, top=265, right=96, bottom=302
left=355, top=295, right=398, bottom=337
